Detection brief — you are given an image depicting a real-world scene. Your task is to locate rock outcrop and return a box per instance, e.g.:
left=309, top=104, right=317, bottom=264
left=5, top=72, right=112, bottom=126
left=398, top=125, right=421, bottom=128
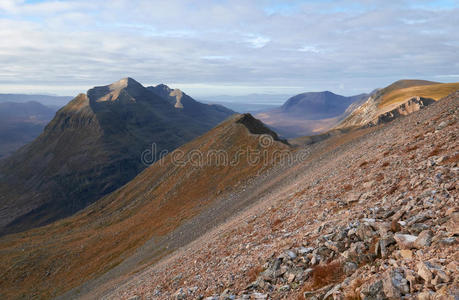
left=375, top=96, right=435, bottom=125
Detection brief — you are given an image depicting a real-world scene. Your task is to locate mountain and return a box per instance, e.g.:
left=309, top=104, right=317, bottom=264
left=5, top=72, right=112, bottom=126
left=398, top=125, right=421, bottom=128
left=0, top=77, right=235, bottom=235
left=279, top=91, right=366, bottom=119
left=335, top=79, right=459, bottom=129
left=255, top=91, right=368, bottom=138
left=0, top=101, right=56, bottom=158
left=0, top=93, right=72, bottom=107
left=0, top=113, right=289, bottom=299
left=2, top=89, right=457, bottom=300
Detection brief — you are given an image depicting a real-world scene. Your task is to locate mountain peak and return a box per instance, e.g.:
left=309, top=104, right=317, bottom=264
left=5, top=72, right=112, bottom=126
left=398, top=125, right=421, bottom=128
left=108, top=77, right=143, bottom=91
left=148, top=84, right=186, bottom=108
left=235, top=113, right=287, bottom=144
left=87, top=77, right=145, bottom=104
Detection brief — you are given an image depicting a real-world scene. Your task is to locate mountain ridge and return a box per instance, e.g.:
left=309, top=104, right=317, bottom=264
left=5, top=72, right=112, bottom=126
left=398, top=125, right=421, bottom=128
left=335, top=80, right=459, bottom=129
left=0, top=112, right=289, bottom=299
left=0, top=78, right=235, bottom=235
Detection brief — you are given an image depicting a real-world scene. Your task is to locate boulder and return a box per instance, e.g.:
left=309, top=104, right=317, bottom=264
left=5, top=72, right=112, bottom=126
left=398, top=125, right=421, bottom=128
left=382, top=269, right=410, bottom=299
left=360, top=280, right=387, bottom=300
left=394, top=232, right=432, bottom=250
left=413, top=230, right=432, bottom=249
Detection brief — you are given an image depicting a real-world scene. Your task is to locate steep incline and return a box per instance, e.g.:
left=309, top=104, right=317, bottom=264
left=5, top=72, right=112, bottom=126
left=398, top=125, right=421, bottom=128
left=104, top=91, right=458, bottom=300
left=0, top=78, right=234, bottom=235
left=0, top=114, right=289, bottom=299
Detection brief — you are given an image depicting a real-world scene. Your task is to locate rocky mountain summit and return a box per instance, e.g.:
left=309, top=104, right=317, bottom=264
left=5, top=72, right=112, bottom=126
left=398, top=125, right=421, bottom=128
left=109, top=91, right=458, bottom=300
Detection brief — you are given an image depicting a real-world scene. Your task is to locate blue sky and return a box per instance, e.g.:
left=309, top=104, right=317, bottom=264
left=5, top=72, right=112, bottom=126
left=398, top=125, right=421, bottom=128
left=0, top=0, right=458, bottom=98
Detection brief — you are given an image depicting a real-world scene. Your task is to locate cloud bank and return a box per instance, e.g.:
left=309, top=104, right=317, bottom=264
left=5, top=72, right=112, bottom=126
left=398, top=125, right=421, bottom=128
left=0, top=0, right=458, bottom=97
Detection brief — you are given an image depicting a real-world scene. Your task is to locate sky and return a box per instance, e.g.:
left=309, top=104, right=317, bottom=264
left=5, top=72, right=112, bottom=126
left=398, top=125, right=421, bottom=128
left=0, top=0, right=458, bottom=98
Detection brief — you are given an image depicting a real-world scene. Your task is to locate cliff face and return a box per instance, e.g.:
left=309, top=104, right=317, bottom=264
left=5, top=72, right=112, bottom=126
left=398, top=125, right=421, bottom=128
left=375, top=96, right=435, bottom=124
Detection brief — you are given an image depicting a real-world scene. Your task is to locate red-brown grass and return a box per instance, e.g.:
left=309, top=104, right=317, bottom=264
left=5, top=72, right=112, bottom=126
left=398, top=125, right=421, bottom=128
left=246, top=265, right=264, bottom=283
left=439, top=153, right=459, bottom=165
left=343, top=184, right=353, bottom=192
left=428, top=146, right=443, bottom=157
left=387, top=185, right=398, bottom=195
left=406, top=144, right=419, bottom=152
left=359, top=161, right=368, bottom=168
left=300, top=260, right=344, bottom=296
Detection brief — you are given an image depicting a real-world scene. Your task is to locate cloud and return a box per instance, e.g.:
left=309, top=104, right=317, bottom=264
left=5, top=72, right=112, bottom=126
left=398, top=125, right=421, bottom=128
left=0, top=0, right=458, bottom=97
left=298, top=46, right=321, bottom=53
left=246, top=35, right=271, bottom=48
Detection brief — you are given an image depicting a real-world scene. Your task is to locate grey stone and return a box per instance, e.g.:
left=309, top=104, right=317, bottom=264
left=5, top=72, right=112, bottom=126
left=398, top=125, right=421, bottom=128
left=360, top=280, right=387, bottom=300
left=298, top=247, right=314, bottom=255
left=286, top=250, right=297, bottom=260
left=382, top=269, right=409, bottom=299
left=413, top=230, right=433, bottom=249
left=343, top=261, right=358, bottom=275
left=394, top=233, right=418, bottom=249
left=440, top=237, right=457, bottom=245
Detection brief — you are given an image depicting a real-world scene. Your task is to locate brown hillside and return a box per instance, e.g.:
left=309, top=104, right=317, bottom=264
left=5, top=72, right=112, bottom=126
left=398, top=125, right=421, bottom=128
left=379, top=81, right=459, bottom=108
left=0, top=114, right=289, bottom=299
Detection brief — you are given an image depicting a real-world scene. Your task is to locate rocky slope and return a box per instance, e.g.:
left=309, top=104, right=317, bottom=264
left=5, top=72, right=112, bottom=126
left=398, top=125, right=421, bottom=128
left=0, top=77, right=234, bottom=235
left=335, top=80, right=459, bottom=129
left=256, top=92, right=367, bottom=138
left=0, top=113, right=289, bottom=299
left=104, top=91, right=458, bottom=300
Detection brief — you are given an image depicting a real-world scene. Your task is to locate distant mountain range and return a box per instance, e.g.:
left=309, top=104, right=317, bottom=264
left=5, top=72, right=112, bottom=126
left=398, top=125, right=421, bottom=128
left=201, top=94, right=289, bottom=113
left=0, top=101, right=56, bottom=158
left=256, top=91, right=368, bottom=138
left=0, top=77, right=235, bottom=235
left=0, top=93, right=72, bottom=107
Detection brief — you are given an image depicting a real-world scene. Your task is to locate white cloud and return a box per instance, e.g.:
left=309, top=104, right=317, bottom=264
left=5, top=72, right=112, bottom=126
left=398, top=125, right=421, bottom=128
left=201, top=56, right=231, bottom=61
left=246, top=35, right=271, bottom=48
left=298, top=46, right=320, bottom=53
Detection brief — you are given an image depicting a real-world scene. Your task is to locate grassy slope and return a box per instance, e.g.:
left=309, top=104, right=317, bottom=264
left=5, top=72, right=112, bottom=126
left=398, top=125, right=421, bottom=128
left=335, top=80, right=458, bottom=130
left=0, top=115, right=289, bottom=299
left=379, top=82, right=459, bottom=108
